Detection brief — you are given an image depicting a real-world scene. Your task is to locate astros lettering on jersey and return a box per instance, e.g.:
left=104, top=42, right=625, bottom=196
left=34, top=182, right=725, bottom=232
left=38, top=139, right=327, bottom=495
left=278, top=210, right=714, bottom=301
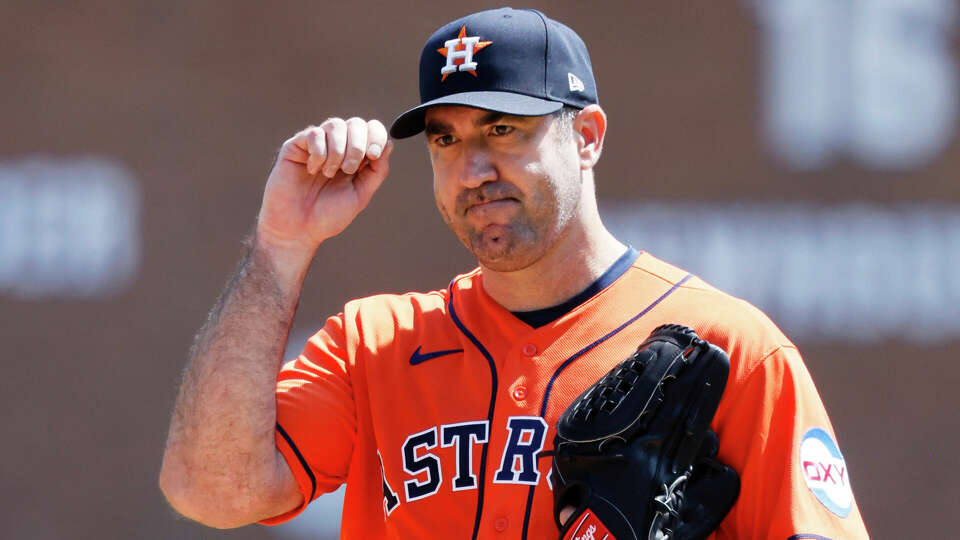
left=261, top=251, right=869, bottom=539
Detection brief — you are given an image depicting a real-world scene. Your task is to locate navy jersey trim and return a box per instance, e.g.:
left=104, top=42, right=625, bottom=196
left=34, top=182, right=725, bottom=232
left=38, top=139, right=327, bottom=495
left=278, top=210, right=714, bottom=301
left=276, top=422, right=317, bottom=503
left=787, top=535, right=834, bottom=540
left=448, top=282, right=499, bottom=540
left=519, top=273, right=694, bottom=539
left=511, top=247, right=640, bottom=328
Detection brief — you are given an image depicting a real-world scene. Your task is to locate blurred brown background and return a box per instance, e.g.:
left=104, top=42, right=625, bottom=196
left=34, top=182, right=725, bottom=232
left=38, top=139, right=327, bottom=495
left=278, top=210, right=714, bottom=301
left=1, top=1, right=957, bottom=538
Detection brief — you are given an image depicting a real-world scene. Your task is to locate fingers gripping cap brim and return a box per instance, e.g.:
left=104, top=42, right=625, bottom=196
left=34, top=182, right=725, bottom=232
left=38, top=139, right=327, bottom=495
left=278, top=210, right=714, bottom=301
left=389, top=91, right=564, bottom=139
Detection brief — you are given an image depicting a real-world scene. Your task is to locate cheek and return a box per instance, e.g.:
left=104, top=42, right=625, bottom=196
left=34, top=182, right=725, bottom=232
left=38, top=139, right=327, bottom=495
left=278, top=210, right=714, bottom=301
left=547, top=142, right=581, bottom=184
left=532, top=156, right=581, bottom=218
left=432, top=173, right=455, bottom=224
left=527, top=151, right=575, bottom=195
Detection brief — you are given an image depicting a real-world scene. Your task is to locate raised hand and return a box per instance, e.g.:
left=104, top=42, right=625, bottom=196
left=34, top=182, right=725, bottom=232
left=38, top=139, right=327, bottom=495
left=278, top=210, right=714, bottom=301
left=257, top=117, right=393, bottom=255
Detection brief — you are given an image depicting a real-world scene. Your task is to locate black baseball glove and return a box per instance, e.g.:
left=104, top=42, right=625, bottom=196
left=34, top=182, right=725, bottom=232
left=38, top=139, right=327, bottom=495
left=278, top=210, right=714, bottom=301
left=551, top=324, right=740, bottom=540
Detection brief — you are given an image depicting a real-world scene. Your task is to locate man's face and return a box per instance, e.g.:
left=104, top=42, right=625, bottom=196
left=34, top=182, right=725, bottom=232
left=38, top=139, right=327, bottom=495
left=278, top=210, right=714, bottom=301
left=425, top=105, right=583, bottom=272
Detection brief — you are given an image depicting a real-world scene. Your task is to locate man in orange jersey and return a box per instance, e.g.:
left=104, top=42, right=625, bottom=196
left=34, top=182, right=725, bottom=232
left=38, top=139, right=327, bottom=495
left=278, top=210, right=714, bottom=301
left=159, top=7, right=869, bottom=539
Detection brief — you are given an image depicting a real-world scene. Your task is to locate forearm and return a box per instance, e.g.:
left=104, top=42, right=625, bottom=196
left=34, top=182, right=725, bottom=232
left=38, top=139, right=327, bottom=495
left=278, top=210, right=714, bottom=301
left=159, top=234, right=311, bottom=527
left=159, top=118, right=390, bottom=526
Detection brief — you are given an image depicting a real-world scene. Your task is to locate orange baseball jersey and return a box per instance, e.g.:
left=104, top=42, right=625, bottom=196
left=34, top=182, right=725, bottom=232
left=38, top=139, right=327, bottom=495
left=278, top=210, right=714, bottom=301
left=261, top=250, right=869, bottom=539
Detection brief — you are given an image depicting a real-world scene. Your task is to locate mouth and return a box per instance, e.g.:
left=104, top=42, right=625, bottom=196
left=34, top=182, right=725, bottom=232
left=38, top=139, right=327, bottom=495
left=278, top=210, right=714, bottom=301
left=465, top=197, right=518, bottom=216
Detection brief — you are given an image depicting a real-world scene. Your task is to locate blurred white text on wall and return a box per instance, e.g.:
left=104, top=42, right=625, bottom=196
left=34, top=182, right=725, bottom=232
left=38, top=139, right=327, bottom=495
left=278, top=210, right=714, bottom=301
left=0, top=157, right=140, bottom=299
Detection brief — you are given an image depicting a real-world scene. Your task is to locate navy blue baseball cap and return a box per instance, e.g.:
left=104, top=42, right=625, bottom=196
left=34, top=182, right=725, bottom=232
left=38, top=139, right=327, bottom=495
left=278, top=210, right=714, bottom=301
left=389, top=8, right=599, bottom=139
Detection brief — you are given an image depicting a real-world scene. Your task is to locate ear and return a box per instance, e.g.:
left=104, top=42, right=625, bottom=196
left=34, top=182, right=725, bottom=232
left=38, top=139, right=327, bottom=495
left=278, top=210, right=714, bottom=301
left=573, top=104, right=607, bottom=170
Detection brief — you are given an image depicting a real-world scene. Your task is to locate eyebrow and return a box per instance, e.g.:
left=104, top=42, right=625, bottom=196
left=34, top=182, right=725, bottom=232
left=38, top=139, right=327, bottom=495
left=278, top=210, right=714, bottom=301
left=424, top=111, right=526, bottom=136
left=424, top=120, right=451, bottom=136
left=476, top=111, right=508, bottom=126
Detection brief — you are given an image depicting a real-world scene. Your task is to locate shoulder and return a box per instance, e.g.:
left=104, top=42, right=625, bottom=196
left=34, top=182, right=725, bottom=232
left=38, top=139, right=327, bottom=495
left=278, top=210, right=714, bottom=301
left=345, top=288, right=450, bottom=317
left=338, top=267, right=483, bottom=342
left=631, top=252, right=797, bottom=378
left=342, top=287, right=450, bottom=332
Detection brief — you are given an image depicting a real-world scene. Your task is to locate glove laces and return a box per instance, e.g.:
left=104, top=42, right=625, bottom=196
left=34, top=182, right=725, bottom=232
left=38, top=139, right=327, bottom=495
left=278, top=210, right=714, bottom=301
left=648, top=472, right=689, bottom=540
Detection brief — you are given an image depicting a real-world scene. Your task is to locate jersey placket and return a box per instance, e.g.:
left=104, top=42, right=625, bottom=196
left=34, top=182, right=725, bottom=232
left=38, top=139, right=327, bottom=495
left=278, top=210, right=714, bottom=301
left=479, top=333, right=552, bottom=538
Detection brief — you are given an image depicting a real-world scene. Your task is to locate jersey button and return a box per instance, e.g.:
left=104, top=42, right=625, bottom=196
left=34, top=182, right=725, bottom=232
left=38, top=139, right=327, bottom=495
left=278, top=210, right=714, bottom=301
left=512, top=385, right=528, bottom=401
left=521, top=343, right=537, bottom=356
left=494, top=516, right=509, bottom=532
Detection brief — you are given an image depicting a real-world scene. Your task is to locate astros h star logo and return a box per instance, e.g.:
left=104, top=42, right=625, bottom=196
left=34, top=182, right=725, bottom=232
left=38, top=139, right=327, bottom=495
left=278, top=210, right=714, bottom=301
left=437, top=25, right=492, bottom=81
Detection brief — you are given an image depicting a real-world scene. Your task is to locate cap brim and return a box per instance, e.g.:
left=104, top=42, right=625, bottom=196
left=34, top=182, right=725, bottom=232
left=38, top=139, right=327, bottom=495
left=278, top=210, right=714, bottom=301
left=389, top=91, right=564, bottom=139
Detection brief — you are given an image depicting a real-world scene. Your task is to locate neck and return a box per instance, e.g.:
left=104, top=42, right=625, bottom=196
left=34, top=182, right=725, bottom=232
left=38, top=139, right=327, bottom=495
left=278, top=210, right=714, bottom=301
left=480, top=195, right=626, bottom=312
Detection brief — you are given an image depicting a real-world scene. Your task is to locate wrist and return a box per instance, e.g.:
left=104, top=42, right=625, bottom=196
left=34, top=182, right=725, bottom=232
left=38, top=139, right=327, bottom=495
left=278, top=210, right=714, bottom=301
left=250, top=231, right=317, bottom=292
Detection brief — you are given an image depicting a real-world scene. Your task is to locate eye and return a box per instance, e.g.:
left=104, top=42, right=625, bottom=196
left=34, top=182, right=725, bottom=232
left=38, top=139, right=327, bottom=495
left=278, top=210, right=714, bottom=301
left=490, top=124, right=515, bottom=136
left=433, top=134, right=457, bottom=147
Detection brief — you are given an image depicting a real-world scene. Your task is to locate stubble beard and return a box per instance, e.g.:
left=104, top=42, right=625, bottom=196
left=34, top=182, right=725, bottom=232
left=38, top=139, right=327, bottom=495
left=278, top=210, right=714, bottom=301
left=440, top=179, right=581, bottom=273
left=464, top=214, right=546, bottom=272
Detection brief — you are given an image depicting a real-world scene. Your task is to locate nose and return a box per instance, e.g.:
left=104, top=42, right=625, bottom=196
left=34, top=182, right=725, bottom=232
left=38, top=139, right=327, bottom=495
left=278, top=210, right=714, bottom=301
left=459, top=143, right=497, bottom=188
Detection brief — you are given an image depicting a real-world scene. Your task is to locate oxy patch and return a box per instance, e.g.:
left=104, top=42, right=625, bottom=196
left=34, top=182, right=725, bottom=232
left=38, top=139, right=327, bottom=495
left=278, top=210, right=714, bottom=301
left=799, top=427, right=852, bottom=517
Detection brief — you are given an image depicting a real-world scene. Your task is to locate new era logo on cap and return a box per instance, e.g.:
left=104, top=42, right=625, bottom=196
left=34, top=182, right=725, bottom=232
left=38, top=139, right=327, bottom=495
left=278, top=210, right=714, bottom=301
left=390, top=8, right=599, bottom=139
left=568, top=73, right=585, bottom=92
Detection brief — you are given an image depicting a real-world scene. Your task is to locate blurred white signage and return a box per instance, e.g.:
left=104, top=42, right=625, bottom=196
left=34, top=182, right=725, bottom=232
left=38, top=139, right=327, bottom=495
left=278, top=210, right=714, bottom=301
left=750, top=0, right=957, bottom=170
left=602, top=201, right=960, bottom=343
left=0, top=157, right=140, bottom=298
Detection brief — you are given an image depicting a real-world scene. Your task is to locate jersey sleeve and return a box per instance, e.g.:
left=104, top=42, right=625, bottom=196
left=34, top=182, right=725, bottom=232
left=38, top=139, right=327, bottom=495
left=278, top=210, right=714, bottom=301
left=713, top=346, right=869, bottom=539
left=259, top=313, right=358, bottom=525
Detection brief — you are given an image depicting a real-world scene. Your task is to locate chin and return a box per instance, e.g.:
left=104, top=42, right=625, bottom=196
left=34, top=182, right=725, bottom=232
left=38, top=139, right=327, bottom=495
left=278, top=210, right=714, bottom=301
left=454, top=222, right=552, bottom=272
left=477, top=257, right=531, bottom=273
left=471, top=241, right=544, bottom=273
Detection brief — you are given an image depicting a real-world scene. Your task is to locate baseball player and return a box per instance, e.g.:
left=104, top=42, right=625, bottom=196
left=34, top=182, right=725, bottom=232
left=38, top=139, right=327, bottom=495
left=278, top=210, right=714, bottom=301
left=160, top=8, right=869, bottom=539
